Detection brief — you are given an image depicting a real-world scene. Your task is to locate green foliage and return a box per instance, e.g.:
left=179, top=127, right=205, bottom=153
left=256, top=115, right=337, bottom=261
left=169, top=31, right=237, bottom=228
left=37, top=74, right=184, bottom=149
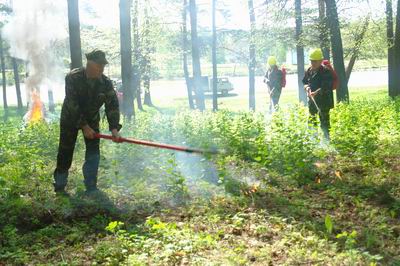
left=337, top=230, right=358, bottom=249
left=164, top=107, right=321, bottom=181
left=106, top=221, right=125, bottom=234
left=325, top=214, right=333, bottom=235
left=342, top=18, right=387, bottom=61
left=101, top=217, right=218, bottom=264
left=0, top=121, right=58, bottom=199
left=1, top=98, right=400, bottom=264
left=331, top=99, right=400, bottom=163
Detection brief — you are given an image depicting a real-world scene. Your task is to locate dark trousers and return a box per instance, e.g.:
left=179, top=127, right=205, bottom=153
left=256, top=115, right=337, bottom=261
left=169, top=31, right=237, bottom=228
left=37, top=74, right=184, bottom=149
left=53, top=126, right=100, bottom=191
left=308, top=102, right=331, bottom=140
left=269, top=87, right=282, bottom=113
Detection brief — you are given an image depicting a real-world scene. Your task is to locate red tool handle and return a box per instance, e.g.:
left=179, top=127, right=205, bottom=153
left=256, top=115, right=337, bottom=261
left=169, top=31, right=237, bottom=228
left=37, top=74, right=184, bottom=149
left=95, top=133, right=217, bottom=154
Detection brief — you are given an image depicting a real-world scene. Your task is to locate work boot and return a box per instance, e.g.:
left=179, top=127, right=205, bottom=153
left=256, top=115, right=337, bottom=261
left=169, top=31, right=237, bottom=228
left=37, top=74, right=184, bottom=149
left=84, top=187, right=106, bottom=202
left=84, top=178, right=99, bottom=193
left=322, top=127, right=330, bottom=142
left=53, top=171, right=68, bottom=192
left=85, top=186, right=99, bottom=194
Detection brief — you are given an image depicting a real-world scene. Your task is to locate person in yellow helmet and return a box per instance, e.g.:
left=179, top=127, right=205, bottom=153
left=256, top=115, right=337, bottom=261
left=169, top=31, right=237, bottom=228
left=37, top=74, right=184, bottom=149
left=302, top=48, right=334, bottom=140
left=263, top=56, right=283, bottom=113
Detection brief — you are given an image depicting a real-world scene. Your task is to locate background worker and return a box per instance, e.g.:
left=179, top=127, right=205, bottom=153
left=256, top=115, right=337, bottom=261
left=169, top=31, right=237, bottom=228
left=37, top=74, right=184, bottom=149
left=302, top=48, right=334, bottom=140
left=263, top=56, right=283, bottom=113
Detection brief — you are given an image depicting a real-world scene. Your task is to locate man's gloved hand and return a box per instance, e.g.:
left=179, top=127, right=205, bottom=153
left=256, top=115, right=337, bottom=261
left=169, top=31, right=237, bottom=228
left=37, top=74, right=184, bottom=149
left=305, top=86, right=311, bottom=97
left=82, top=125, right=96, bottom=139
left=310, top=88, right=321, bottom=97
left=111, top=129, right=122, bottom=143
left=310, top=90, right=319, bottom=97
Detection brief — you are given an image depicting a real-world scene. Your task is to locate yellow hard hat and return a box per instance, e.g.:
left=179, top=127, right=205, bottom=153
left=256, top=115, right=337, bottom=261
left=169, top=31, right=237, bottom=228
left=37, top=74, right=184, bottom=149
left=309, top=48, right=324, bottom=61
left=267, top=56, right=277, bottom=66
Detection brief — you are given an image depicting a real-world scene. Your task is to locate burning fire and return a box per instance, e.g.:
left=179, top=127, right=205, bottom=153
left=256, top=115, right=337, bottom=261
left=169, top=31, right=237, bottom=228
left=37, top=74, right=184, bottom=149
left=25, top=90, right=45, bottom=123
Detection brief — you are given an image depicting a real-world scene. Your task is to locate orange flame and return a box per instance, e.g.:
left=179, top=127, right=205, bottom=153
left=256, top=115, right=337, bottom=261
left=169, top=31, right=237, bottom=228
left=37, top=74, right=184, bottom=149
left=28, top=90, right=45, bottom=123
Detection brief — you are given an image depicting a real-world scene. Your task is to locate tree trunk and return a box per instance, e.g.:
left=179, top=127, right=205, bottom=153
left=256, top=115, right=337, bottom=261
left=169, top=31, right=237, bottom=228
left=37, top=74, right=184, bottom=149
left=119, top=0, right=135, bottom=120
left=12, top=57, right=23, bottom=112
left=0, top=32, right=8, bottom=117
left=318, top=0, right=330, bottom=60
left=248, top=0, right=256, bottom=111
left=143, top=77, right=153, bottom=106
left=189, top=0, right=205, bottom=111
left=387, top=0, right=395, bottom=97
left=393, top=0, right=400, bottom=96
left=25, top=62, right=29, bottom=107
left=67, top=0, right=83, bottom=69
left=182, top=0, right=194, bottom=109
left=143, top=93, right=152, bottom=106
left=295, top=0, right=307, bottom=104
left=142, top=3, right=153, bottom=107
left=48, top=89, right=55, bottom=112
left=136, top=83, right=143, bottom=110
left=211, top=0, right=218, bottom=111
left=325, top=0, right=349, bottom=102
left=345, top=17, right=369, bottom=81
left=132, top=0, right=143, bottom=111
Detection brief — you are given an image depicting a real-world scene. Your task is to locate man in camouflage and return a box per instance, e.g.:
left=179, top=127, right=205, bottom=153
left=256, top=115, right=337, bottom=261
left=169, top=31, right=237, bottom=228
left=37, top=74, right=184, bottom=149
left=302, top=48, right=334, bottom=140
left=53, top=49, right=121, bottom=195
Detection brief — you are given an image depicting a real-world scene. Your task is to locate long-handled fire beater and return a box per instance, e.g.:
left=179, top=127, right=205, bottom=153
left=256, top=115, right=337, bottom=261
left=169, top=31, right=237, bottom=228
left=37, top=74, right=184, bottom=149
left=95, top=133, right=219, bottom=155
left=307, top=87, right=322, bottom=115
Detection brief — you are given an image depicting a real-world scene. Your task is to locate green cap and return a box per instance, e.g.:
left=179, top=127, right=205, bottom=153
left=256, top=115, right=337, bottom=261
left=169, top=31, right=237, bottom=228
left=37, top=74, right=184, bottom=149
left=85, top=49, right=109, bottom=65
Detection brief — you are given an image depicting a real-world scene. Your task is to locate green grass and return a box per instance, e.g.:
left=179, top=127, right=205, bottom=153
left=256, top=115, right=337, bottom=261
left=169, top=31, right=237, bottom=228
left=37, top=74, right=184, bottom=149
left=0, top=89, right=399, bottom=265
left=150, top=86, right=389, bottom=114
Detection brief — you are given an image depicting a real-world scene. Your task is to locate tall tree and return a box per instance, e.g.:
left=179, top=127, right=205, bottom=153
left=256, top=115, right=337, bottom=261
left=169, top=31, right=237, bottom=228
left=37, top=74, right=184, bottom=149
left=189, top=0, right=205, bottom=111
left=119, top=0, right=135, bottom=120
left=47, top=89, right=55, bottom=112
left=295, top=0, right=307, bottom=104
left=132, top=0, right=143, bottom=111
left=248, top=0, right=256, bottom=111
left=67, top=0, right=82, bottom=69
left=0, top=32, right=7, bottom=117
left=318, top=0, right=330, bottom=60
left=182, top=0, right=194, bottom=109
left=325, top=0, right=349, bottom=102
left=393, top=0, right=400, bottom=96
left=386, top=0, right=395, bottom=97
left=142, top=1, right=154, bottom=106
left=211, top=0, right=218, bottom=111
left=0, top=5, right=12, bottom=116
left=12, top=57, right=23, bottom=112
left=345, top=17, right=369, bottom=81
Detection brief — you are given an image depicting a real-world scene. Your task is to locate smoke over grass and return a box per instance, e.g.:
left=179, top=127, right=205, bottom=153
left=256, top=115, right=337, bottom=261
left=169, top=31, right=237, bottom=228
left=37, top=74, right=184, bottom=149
left=93, top=107, right=321, bottom=211
left=96, top=111, right=227, bottom=210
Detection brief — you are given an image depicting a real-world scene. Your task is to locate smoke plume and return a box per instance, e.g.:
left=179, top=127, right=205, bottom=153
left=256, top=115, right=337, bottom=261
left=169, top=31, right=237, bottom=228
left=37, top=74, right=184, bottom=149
left=2, top=0, right=66, bottom=99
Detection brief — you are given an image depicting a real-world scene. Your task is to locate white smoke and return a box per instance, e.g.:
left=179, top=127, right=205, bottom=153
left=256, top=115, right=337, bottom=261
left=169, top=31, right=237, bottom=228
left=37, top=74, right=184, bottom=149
left=2, top=0, right=67, bottom=99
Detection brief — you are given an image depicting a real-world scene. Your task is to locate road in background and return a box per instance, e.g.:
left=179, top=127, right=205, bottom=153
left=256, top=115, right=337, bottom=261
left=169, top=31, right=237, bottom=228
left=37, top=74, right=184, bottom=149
left=0, top=70, right=388, bottom=108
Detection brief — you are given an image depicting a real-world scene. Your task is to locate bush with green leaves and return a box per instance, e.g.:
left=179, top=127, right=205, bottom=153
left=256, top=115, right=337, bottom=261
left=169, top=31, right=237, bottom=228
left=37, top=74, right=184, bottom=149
left=331, top=98, right=400, bottom=163
left=0, top=122, right=58, bottom=199
left=1, top=98, right=400, bottom=264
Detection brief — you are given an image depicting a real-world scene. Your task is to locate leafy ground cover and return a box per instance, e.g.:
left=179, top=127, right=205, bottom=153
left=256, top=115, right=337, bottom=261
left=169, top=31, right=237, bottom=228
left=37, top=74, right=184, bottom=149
left=0, top=96, right=399, bottom=265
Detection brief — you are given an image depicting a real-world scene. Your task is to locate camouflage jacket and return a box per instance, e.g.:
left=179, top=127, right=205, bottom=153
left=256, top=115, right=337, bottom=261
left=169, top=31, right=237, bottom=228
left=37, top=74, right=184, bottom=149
left=60, top=68, right=121, bottom=131
left=302, top=65, right=334, bottom=110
